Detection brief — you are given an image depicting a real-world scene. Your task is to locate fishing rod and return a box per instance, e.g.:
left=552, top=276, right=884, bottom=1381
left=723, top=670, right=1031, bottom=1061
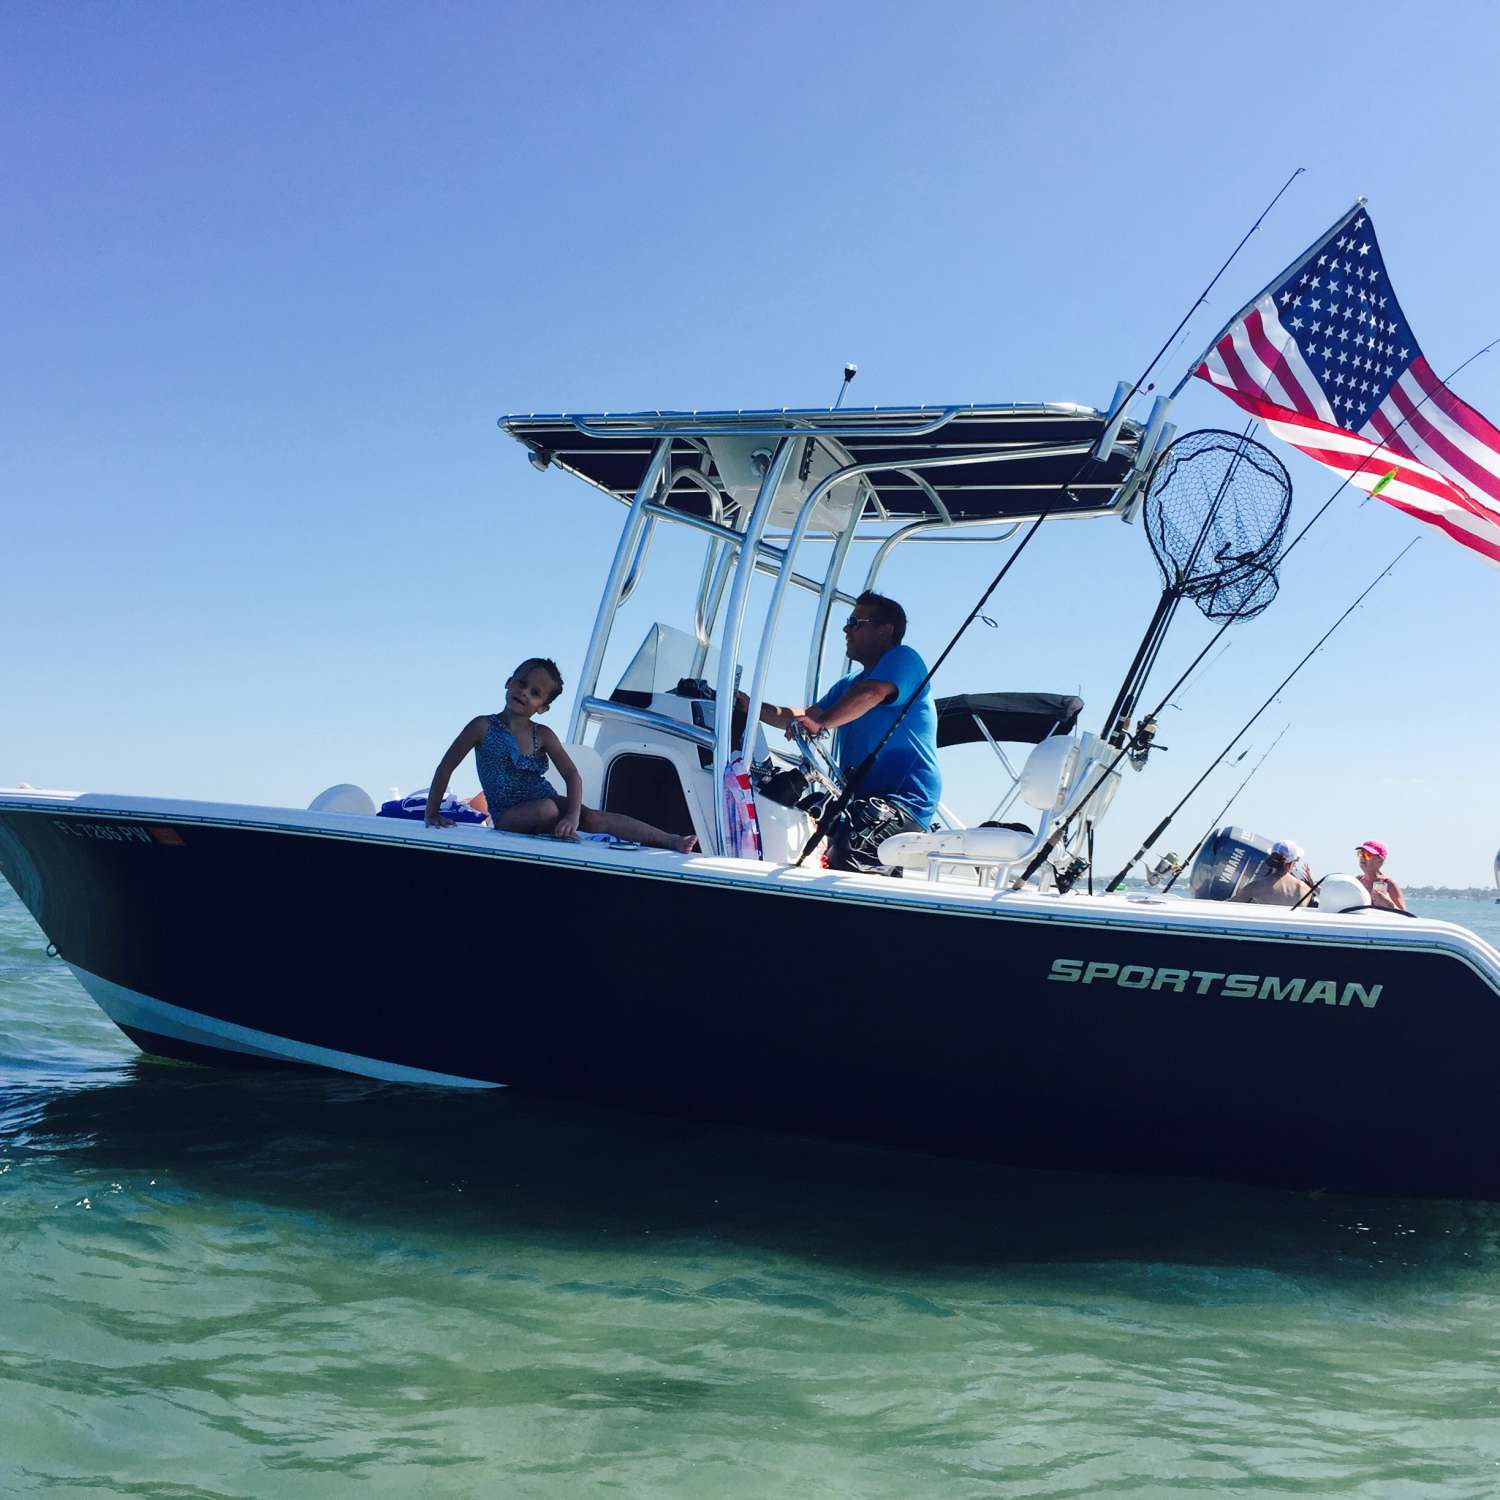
left=1014, top=430, right=1292, bottom=890
left=790, top=178, right=1310, bottom=869
left=1102, top=538, right=1418, bottom=892
left=1160, top=640, right=1233, bottom=711
left=1137, top=744, right=1250, bottom=887
left=1159, top=722, right=1292, bottom=893
left=792, top=509, right=1050, bottom=866
left=1019, top=330, right=1500, bottom=890
left=1118, top=167, right=1305, bottom=414
left=1085, top=171, right=1306, bottom=523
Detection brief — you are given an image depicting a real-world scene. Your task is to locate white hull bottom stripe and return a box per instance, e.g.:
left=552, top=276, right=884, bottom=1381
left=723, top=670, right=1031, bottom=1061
left=67, top=965, right=502, bottom=1090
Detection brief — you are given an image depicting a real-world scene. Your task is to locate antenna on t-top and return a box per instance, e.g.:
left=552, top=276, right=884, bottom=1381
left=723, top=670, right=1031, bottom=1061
left=832, top=363, right=857, bottom=409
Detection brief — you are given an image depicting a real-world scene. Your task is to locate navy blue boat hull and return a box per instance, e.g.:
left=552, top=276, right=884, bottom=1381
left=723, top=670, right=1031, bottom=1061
left=3, top=801, right=1498, bottom=1197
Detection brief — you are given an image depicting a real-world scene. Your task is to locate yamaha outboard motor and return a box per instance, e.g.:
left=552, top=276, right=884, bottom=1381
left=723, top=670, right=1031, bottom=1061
left=1189, top=825, right=1275, bottom=901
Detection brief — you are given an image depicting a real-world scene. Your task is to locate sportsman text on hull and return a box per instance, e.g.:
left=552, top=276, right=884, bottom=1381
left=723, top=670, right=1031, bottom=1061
left=1048, top=958, right=1381, bottom=1008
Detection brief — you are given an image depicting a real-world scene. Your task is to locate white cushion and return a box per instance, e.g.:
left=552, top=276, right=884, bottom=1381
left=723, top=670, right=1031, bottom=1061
left=879, top=825, right=1032, bottom=871
left=1018, top=734, right=1078, bottom=812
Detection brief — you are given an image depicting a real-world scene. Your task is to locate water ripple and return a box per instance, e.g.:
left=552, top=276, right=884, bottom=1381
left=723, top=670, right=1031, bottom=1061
left=5, top=888, right=1500, bottom=1495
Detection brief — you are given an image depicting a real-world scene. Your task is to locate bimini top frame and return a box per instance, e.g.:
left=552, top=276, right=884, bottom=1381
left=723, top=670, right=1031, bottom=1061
left=500, top=400, right=1154, bottom=857
left=504, top=402, right=1146, bottom=525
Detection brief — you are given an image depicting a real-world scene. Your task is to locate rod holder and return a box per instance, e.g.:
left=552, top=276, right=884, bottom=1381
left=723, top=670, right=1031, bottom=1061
left=1091, top=380, right=1135, bottom=462
left=1137, top=395, right=1175, bottom=467
left=1117, top=398, right=1177, bottom=524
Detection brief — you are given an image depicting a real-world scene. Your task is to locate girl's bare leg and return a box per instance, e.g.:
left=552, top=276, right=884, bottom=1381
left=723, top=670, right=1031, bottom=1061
left=578, top=806, right=696, bottom=852
left=495, top=798, right=561, bottom=835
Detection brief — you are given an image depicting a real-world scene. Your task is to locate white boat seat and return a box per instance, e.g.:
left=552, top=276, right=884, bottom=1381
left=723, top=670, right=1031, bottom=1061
left=1015, top=733, right=1078, bottom=813
left=877, top=734, right=1078, bottom=875
left=879, top=824, right=1032, bottom=872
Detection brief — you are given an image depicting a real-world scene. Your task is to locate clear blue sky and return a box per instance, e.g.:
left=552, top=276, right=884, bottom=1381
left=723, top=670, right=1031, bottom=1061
left=4, top=1, right=1498, bottom=885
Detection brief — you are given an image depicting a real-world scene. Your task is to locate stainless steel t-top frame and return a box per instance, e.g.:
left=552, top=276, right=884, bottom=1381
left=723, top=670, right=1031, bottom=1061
left=501, top=401, right=1157, bottom=858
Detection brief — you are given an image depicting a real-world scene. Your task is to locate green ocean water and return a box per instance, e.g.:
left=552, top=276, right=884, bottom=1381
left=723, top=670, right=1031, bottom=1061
left=3, top=884, right=1500, bottom=1499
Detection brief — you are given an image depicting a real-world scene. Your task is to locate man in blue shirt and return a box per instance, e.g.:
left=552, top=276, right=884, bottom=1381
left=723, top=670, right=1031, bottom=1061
left=752, top=592, right=941, bottom=874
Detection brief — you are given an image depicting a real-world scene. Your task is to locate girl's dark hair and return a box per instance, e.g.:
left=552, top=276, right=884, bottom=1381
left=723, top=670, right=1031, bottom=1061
left=513, top=657, right=565, bottom=703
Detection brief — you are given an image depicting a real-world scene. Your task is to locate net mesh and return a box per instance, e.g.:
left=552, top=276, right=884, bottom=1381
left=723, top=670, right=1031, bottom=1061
left=1142, top=429, right=1292, bottom=620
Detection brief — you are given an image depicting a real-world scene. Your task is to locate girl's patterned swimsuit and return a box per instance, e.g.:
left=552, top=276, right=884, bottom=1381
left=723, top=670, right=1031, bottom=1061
left=475, top=715, right=562, bottom=814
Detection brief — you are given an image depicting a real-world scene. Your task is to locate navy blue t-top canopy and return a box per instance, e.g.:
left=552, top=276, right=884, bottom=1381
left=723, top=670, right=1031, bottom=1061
left=934, top=692, right=1084, bottom=748
left=501, top=403, right=1144, bottom=525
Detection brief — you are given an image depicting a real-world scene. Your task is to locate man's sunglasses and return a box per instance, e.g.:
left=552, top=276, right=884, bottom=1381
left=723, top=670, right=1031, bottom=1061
left=843, top=615, right=883, bottom=631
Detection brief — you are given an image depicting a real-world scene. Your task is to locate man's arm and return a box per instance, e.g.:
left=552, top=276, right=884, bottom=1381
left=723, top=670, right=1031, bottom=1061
left=795, top=678, right=895, bottom=734
left=753, top=699, right=800, bottom=732
left=740, top=673, right=895, bottom=736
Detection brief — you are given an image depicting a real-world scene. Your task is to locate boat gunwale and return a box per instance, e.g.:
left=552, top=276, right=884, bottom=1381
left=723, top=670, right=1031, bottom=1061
left=5, top=790, right=1498, bottom=990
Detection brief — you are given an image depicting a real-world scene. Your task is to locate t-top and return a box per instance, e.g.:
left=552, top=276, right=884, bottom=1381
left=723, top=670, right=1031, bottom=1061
left=816, top=643, right=941, bottom=824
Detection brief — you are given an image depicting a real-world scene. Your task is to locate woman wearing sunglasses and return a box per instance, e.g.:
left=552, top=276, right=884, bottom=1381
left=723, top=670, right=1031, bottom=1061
left=1356, top=839, right=1408, bottom=912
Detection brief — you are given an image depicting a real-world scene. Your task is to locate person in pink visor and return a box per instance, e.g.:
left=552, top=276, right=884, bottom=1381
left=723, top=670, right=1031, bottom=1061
left=1356, top=839, right=1407, bottom=912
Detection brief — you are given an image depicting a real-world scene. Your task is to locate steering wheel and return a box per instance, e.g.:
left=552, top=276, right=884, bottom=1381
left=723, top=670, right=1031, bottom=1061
left=787, top=723, right=843, bottom=798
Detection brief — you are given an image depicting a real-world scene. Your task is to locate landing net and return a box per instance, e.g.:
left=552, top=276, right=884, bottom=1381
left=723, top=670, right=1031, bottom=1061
left=1143, top=428, right=1292, bottom=620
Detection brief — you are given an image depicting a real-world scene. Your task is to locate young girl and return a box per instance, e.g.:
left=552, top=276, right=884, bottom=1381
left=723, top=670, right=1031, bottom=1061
left=423, top=657, right=697, bottom=851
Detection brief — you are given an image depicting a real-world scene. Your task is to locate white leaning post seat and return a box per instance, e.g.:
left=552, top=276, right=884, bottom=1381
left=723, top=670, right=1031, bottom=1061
left=878, top=734, right=1078, bottom=876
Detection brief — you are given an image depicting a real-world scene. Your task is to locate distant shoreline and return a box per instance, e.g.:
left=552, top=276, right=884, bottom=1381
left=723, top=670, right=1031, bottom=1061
left=1405, top=888, right=1498, bottom=901
left=1120, top=880, right=1497, bottom=900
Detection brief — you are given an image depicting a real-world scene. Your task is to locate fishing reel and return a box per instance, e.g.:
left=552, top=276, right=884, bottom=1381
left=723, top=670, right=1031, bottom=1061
left=1127, top=714, right=1167, bottom=770
left=1053, top=856, right=1090, bottom=895
left=1145, top=852, right=1183, bottom=888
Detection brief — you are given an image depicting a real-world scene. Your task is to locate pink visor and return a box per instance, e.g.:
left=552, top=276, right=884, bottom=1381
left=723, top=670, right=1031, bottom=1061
left=1356, top=839, right=1388, bottom=859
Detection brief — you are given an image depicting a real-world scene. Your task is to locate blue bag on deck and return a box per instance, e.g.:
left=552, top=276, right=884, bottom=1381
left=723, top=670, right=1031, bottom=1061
left=377, top=790, right=487, bottom=825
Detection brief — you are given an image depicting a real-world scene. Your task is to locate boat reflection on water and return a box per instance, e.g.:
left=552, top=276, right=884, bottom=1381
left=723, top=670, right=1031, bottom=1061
left=10, top=1055, right=1500, bottom=1278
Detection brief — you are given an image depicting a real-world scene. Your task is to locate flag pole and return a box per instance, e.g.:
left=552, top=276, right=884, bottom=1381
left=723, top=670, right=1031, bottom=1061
left=1167, top=198, right=1368, bottom=400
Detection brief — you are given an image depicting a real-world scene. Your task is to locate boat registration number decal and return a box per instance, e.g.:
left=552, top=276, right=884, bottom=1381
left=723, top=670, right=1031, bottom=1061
left=55, top=822, right=185, bottom=847
left=1047, top=958, right=1381, bottom=1009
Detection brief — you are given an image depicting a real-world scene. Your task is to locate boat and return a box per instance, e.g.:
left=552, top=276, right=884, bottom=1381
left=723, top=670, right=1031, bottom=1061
left=4, top=396, right=1500, bottom=1199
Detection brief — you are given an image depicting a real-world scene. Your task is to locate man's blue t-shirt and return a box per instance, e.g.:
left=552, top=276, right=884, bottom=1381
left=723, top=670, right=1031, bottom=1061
left=816, top=643, right=941, bottom=824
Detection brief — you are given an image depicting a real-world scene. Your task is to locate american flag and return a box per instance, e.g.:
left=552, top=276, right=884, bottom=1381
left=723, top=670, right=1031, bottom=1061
left=1191, top=203, right=1500, bottom=567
